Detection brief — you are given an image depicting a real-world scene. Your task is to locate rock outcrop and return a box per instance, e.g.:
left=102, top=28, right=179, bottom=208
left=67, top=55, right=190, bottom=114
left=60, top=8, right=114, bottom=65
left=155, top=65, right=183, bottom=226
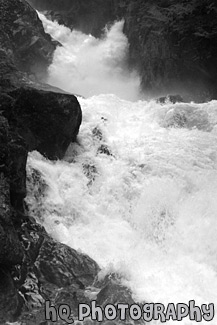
left=123, top=0, right=217, bottom=101
left=0, top=0, right=57, bottom=81
left=8, top=86, right=82, bottom=160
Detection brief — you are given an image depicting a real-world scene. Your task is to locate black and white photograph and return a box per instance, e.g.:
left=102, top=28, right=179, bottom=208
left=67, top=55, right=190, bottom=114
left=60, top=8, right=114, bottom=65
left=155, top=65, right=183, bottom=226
left=0, top=0, right=216, bottom=324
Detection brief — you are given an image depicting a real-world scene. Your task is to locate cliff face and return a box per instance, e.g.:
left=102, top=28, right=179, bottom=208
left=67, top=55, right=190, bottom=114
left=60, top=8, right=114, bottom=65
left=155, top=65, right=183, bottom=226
left=0, top=0, right=58, bottom=81
left=27, top=0, right=118, bottom=37
left=122, top=0, right=217, bottom=101
left=28, top=0, right=217, bottom=101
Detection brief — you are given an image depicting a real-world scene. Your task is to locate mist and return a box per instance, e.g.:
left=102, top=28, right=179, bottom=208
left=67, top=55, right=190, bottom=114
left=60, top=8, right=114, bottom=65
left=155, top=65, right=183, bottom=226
left=38, top=13, right=141, bottom=101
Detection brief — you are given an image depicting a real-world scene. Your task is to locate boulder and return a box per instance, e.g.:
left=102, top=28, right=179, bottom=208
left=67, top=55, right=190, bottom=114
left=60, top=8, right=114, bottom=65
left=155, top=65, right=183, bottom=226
left=35, top=237, right=99, bottom=290
left=0, top=117, right=24, bottom=266
left=9, top=86, right=82, bottom=160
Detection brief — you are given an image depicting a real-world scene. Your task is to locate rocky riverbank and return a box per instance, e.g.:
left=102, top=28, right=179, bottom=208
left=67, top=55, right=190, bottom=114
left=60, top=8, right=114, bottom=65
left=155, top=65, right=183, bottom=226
left=0, top=1, right=143, bottom=323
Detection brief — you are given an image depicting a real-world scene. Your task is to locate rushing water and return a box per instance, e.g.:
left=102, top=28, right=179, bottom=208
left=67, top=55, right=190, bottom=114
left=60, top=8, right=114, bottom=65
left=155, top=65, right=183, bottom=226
left=26, top=13, right=217, bottom=325
left=38, top=12, right=140, bottom=101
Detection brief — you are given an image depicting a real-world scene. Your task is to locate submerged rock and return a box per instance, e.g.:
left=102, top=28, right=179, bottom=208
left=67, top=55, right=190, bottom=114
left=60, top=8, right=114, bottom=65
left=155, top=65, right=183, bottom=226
left=163, top=105, right=211, bottom=131
left=156, top=94, right=184, bottom=105
left=97, top=144, right=112, bottom=156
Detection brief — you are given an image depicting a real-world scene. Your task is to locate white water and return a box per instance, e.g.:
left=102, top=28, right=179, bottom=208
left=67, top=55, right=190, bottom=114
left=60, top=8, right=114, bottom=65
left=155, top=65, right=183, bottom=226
left=38, top=12, right=140, bottom=101
left=26, top=13, right=217, bottom=324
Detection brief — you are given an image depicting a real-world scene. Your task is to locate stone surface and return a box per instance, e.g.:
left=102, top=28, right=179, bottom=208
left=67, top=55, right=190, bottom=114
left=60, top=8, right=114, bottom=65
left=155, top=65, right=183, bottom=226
left=35, top=237, right=100, bottom=290
left=9, top=86, right=82, bottom=160
left=0, top=117, right=24, bottom=266
left=122, top=0, right=217, bottom=101
left=0, top=0, right=57, bottom=81
left=0, top=268, right=23, bottom=323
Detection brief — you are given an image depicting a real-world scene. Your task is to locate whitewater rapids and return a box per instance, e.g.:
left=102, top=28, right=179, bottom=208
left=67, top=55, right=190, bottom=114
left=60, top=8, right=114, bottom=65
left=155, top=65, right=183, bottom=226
left=26, top=94, right=217, bottom=325
left=26, top=12, right=217, bottom=325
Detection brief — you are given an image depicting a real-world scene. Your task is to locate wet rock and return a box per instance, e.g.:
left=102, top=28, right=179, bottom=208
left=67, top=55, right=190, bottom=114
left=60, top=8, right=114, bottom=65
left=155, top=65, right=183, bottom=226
left=15, top=222, right=100, bottom=324
left=97, top=144, right=112, bottom=156
left=35, top=237, right=99, bottom=290
left=0, top=117, right=24, bottom=266
left=156, top=94, right=184, bottom=105
left=9, top=86, right=82, bottom=160
left=96, top=274, right=135, bottom=306
left=92, top=127, right=103, bottom=141
left=54, top=285, right=90, bottom=318
left=83, top=163, right=98, bottom=185
left=0, top=268, right=23, bottom=323
left=163, top=105, right=211, bottom=131
left=94, top=273, right=145, bottom=325
left=123, top=1, right=217, bottom=101
left=9, top=132, right=28, bottom=210
left=26, top=167, right=48, bottom=222
left=0, top=0, right=57, bottom=81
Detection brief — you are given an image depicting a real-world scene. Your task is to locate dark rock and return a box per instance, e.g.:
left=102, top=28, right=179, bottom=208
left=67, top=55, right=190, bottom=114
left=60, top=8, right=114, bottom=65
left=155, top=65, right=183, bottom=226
left=0, top=117, right=24, bottom=266
left=156, top=94, right=184, bottom=104
left=94, top=273, right=145, bottom=325
left=97, top=144, right=112, bottom=156
left=26, top=167, right=48, bottom=222
left=92, top=127, right=103, bottom=141
left=35, top=237, right=100, bottom=290
left=83, top=163, right=98, bottom=185
left=96, top=274, right=135, bottom=306
left=0, top=0, right=57, bottom=81
left=54, top=285, right=90, bottom=319
left=9, top=132, right=28, bottom=210
left=0, top=268, right=23, bottom=323
left=122, top=0, right=217, bottom=101
left=9, top=86, right=82, bottom=160
left=15, top=221, right=99, bottom=323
